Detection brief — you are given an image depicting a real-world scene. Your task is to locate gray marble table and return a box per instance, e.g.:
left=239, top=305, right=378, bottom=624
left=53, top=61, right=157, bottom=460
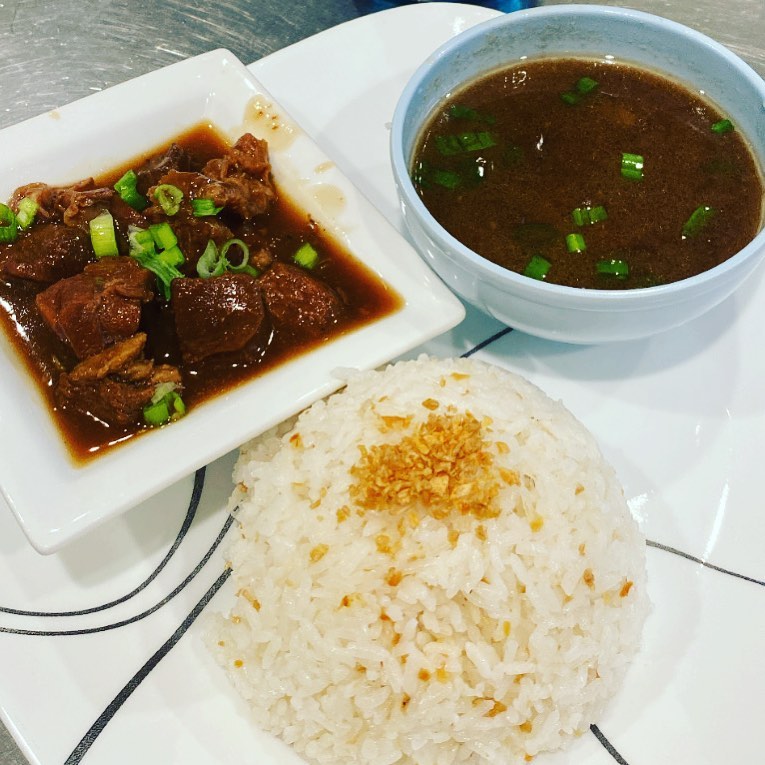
left=1, top=1, right=763, bottom=763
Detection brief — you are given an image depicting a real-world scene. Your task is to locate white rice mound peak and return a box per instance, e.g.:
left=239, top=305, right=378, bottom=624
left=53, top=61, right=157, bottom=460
left=207, top=355, right=649, bottom=765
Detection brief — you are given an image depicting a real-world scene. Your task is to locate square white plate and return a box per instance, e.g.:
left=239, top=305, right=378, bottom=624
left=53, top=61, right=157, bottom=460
left=0, top=48, right=465, bottom=554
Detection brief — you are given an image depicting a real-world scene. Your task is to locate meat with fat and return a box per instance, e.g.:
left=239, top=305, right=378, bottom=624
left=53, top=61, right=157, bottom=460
left=35, top=256, right=155, bottom=359
left=56, top=332, right=182, bottom=427
left=171, top=272, right=266, bottom=363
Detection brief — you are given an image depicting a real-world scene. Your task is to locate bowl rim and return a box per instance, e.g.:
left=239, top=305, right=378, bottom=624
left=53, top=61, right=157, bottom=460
left=390, top=3, right=765, bottom=305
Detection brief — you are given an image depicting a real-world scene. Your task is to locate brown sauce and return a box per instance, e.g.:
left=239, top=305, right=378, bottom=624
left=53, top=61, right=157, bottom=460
left=0, top=125, right=402, bottom=462
left=412, top=58, right=764, bottom=289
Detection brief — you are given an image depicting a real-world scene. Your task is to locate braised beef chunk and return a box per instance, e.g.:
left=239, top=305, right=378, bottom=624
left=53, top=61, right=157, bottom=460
left=10, top=180, right=114, bottom=228
left=35, top=256, right=154, bottom=359
left=148, top=134, right=275, bottom=220
left=56, top=333, right=182, bottom=427
left=171, top=273, right=266, bottom=363
left=135, top=143, right=191, bottom=194
left=260, top=262, right=344, bottom=337
left=170, top=209, right=234, bottom=275
left=0, top=223, right=93, bottom=282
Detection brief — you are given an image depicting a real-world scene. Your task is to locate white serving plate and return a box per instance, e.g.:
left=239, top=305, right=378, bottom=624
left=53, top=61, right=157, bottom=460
left=0, top=48, right=464, bottom=554
left=1, top=4, right=763, bottom=765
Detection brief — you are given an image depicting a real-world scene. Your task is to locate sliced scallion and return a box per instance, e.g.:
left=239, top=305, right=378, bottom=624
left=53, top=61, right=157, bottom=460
left=222, top=239, right=259, bottom=276
left=523, top=254, right=552, bottom=281
left=431, top=168, right=462, bottom=189
left=153, top=184, right=183, bottom=216
left=576, top=76, right=599, bottom=94
left=89, top=210, right=118, bottom=257
left=435, top=131, right=496, bottom=156
left=572, top=205, right=608, bottom=226
left=143, top=387, right=185, bottom=427
left=621, top=152, right=644, bottom=180
left=711, top=118, right=734, bottom=135
left=114, top=170, right=148, bottom=211
left=566, top=232, right=587, bottom=253
left=196, top=240, right=227, bottom=279
left=191, top=198, right=223, bottom=216
left=15, top=197, right=38, bottom=230
left=596, top=259, right=630, bottom=278
left=0, top=203, right=18, bottom=244
left=682, top=205, right=716, bottom=238
left=149, top=222, right=178, bottom=251
left=293, top=242, right=319, bottom=270
left=128, top=224, right=184, bottom=299
left=447, top=104, right=496, bottom=124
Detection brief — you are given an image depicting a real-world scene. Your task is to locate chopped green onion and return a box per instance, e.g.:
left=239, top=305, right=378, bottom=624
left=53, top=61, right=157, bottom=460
left=153, top=184, right=183, bottom=215
left=435, top=131, right=496, bottom=155
left=523, top=254, right=552, bottom=281
left=222, top=238, right=259, bottom=276
left=447, top=104, right=496, bottom=124
left=191, top=198, right=224, bottom=216
left=0, top=203, right=18, bottom=244
left=561, top=91, right=582, bottom=106
left=566, top=232, right=587, bottom=253
left=89, top=210, right=118, bottom=257
left=114, top=170, right=148, bottom=211
left=128, top=224, right=183, bottom=299
left=15, top=197, right=38, bottom=230
left=149, top=222, right=178, bottom=251
left=576, top=76, right=599, bottom=94
left=143, top=387, right=186, bottom=427
left=431, top=168, right=462, bottom=189
left=682, top=205, right=716, bottom=238
left=596, top=258, right=630, bottom=278
left=711, top=118, right=734, bottom=134
left=159, top=245, right=185, bottom=267
left=196, top=240, right=227, bottom=278
left=293, top=242, right=319, bottom=270
left=572, top=205, right=608, bottom=226
left=621, top=153, right=644, bottom=180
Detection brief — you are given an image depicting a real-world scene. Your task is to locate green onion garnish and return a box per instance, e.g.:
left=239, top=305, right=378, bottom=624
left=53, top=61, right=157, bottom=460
left=149, top=222, right=178, bottom=252
left=222, top=238, right=259, bottom=276
left=596, top=259, right=630, bottom=278
left=682, top=205, right=716, bottom=238
left=15, top=197, right=38, bottom=230
left=153, top=184, right=183, bottom=216
left=431, top=169, right=462, bottom=189
left=576, top=77, right=599, bottom=94
left=0, top=203, right=19, bottom=244
left=143, top=384, right=186, bottom=427
left=447, top=104, right=496, bottom=124
left=197, top=240, right=227, bottom=279
left=523, top=254, right=552, bottom=281
left=435, top=131, right=496, bottom=156
left=566, top=233, right=587, bottom=253
left=128, top=224, right=184, bottom=299
left=114, top=170, right=148, bottom=211
left=561, top=77, right=599, bottom=105
left=191, top=198, right=224, bottom=217
left=711, top=118, right=734, bottom=134
left=572, top=205, right=608, bottom=226
left=293, top=242, right=319, bottom=270
left=89, top=210, right=118, bottom=257
left=621, top=152, right=644, bottom=180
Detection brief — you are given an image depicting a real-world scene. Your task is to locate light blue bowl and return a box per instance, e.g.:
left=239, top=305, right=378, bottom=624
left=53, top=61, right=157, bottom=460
left=390, top=5, right=765, bottom=344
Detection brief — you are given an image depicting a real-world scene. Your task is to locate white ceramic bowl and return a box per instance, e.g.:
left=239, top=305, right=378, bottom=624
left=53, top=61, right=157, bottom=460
left=390, top=5, right=765, bottom=344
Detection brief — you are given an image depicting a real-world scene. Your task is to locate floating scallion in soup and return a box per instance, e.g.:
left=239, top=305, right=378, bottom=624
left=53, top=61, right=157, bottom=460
left=411, top=58, right=764, bottom=289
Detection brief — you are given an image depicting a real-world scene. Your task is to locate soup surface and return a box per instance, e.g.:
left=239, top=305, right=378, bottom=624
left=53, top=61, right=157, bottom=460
left=0, top=125, right=401, bottom=461
left=412, top=58, right=763, bottom=289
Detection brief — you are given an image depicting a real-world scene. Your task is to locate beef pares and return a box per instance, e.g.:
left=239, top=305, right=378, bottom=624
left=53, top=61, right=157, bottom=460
left=0, top=223, right=93, bottom=282
left=134, top=143, right=191, bottom=195
left=148, top=133, right=275, bottom=220
left=10, top=179, right=113, bottom=228
left=36, top=256, right=154, bottom=359
left=56, top=332, right=182, bottom=427
left=259, top=262, right=344, bottom=338
left=171, top=273, right=266, bottom=363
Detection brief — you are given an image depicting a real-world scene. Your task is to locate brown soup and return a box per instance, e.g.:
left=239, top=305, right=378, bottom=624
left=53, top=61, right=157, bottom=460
left=0, top=125, right=401, bottom=462
left=412, top=58, right=764, bottom=289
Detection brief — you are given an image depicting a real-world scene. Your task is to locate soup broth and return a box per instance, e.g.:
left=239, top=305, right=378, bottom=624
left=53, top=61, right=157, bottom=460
left=412, top=58, right=764, bottom=289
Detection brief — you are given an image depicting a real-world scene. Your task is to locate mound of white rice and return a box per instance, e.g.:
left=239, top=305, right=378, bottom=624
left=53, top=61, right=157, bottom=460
left=207, top=356, right=648, bottom=765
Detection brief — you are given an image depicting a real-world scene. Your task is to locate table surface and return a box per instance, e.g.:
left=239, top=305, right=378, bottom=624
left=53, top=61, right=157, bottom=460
left=1, top=1, right=763, bottom=764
